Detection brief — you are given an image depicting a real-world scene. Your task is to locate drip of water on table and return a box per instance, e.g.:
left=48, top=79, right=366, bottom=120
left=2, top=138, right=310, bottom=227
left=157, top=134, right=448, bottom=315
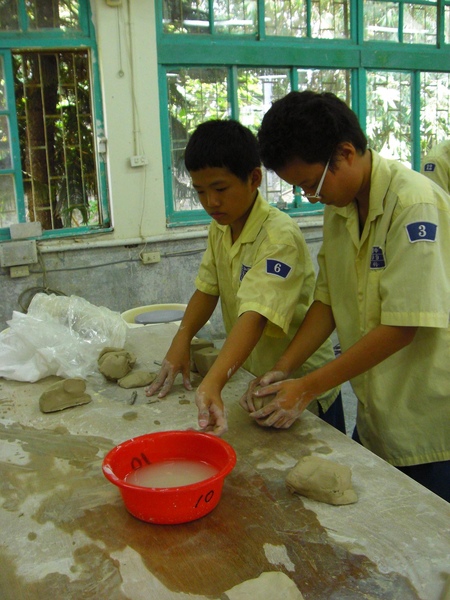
left=125, top=459, right=218, bottom=488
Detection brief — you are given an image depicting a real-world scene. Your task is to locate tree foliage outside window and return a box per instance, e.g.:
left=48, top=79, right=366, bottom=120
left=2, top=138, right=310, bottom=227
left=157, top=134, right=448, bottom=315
left=159, top=0, right=450, bottom=225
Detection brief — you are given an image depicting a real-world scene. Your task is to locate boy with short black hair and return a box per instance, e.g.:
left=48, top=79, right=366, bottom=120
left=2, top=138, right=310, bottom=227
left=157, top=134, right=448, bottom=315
left=242, top=91, right=450, bottom=501
left=146, top=119, right=343, bottom=435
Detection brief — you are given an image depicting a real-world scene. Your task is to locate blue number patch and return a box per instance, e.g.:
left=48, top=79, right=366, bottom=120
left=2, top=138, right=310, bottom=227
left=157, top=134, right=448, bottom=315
left=266, top=259, right=292, bottom=278
left=370, top=246, right=385, bottom=269
left=406, top=221, right=437, bottom=243
left=423, top=162, right=436, bottom=172
left=240, top=264, right=251, bottom=281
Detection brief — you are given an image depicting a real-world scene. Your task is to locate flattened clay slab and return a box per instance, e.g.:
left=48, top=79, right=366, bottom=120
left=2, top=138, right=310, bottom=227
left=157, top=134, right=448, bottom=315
left=190, top=338, right=214, bottom=372
left=118, top=371, right=157, bottom=388
left=39, top=378, right=91, bottom=413
left=224, top=571, right=305, bottom=600
left=286, top=455, right=358, bottom=506
left=193, top=346, right=220, bottom=377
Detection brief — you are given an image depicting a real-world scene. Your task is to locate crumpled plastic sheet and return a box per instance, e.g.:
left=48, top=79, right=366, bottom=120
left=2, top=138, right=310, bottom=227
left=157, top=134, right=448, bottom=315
left=0, top=293, right=127, bottom=382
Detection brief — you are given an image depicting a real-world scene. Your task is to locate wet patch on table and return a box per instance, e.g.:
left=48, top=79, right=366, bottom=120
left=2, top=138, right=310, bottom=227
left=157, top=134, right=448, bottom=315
left=121, top=411, right=138, bottom=421
left=0, top=420, right=421, bottom=600
left=0, top=544, right=127, bottom=600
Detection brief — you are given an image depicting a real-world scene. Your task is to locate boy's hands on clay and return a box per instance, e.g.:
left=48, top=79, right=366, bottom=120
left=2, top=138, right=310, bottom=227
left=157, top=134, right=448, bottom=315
left=145, top=345, right=192, bottom=398
left=195, top=383, right=228, bottom=436
left=249, top=378, right=314, bottom=429
left=239, top=369, right=287, bottom=412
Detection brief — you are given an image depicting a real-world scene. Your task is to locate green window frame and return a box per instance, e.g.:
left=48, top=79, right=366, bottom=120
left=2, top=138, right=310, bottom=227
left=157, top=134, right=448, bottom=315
left=157, top=0, right=450, bottom=227
left=0, top=0, right=110, bottom=241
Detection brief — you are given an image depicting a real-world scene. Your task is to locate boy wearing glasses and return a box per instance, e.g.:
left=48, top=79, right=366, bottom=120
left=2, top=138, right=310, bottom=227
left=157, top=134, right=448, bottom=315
left=241, top=91, right=450, bottom=501
left=146, top=119, right=344, bottom=436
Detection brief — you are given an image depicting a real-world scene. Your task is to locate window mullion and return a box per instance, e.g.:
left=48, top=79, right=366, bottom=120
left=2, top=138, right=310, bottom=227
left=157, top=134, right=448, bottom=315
left=229, top=66, right=239, bottom=120
left=411, top=71, right=421, bottom=170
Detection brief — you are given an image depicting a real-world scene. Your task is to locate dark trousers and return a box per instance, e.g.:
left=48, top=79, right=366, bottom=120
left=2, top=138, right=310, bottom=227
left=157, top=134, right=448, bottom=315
left=352, top=427, right=450, bottom=503
left=318, top=391, right=346, bottom=434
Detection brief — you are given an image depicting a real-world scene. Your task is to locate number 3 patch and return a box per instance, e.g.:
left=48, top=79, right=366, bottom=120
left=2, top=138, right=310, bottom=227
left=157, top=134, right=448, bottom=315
left=406, top=221, right=437, bottom=243
left=266, top=259, right=292, bottom=278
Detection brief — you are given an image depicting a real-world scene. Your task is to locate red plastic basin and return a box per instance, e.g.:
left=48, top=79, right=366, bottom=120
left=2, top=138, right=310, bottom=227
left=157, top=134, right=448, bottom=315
left=102, top=430, right=236, bottom=524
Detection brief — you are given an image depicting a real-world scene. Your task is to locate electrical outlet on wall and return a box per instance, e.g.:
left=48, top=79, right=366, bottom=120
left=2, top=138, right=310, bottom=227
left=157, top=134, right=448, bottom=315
left=130, top=155, right=148, bottom=168
left=140, top=251, right=160, bottom=265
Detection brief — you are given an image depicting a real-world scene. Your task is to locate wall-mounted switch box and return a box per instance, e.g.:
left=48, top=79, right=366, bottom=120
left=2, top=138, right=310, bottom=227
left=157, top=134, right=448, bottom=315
left=0, top=240, right=38, bottom=267
left=10, top=265, right=30, bottom=278
left=10, top=222, right=43, bottom=239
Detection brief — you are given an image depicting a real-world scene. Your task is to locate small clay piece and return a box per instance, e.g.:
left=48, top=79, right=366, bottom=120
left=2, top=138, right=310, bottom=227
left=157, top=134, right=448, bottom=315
left=118, top=371, right=157, bottom=389
left=39, top=378, right=91, bottom=413
left=286, top=456, right=358, bottom=506
left=224, top=571, right=305, bottom=600
left=193, top=346, right=220, bottom=377
left=97, top=348, right=136, bottom=381
left=190, top=338, right=214, bottom=372
left=98, top=346, right=124, bottom=360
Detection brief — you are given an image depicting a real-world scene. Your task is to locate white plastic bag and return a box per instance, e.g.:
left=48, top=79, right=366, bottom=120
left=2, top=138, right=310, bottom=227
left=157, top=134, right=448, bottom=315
left=0, top=294, right=127, bottom=382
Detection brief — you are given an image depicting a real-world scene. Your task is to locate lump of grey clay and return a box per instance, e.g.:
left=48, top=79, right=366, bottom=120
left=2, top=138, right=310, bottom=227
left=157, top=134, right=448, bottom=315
left=190, top=338, right=214, bottom=372
left=118, top=371, right=157, bottom=389
left=39, top=378, right=91, bottom=413
left=193, top=346, right=220, bottom=377
left=286, top=456, right=358, bottom=505
left=98, top=348, right=136, bottom=381
left=251, top=384, right=277, bottom=411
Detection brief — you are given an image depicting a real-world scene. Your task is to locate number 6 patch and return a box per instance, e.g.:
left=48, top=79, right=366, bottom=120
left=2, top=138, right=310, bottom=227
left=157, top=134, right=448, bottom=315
left=405, top=221, right=437, bottom=243
left=266, top=259, right=292, bottom=278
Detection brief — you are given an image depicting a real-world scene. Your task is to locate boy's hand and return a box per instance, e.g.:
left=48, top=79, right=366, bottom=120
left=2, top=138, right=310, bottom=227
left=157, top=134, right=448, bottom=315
left=145, top=349, right=192, bottom=398
left=195, top=384, right=228, bottom=436
left=239, top=369, right=287, bottom=412
left=249, top=378, right=314, bottom=429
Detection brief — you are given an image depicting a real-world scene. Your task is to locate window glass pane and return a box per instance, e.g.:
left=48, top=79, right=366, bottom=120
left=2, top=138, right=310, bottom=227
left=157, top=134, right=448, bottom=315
left=214, top=0, right=257, bottom=34
left=421, top=72, right=450, bottom=153
left=0, top=175, right=17, bottom=227
left=27, top=0, right=80, bottom=31
left=365, top=1, right=399, bottom=41
left=167, top=68, right=229, bottom=211
left=297, top=68, right=351, bottom=98
left=13, top=50, right=99, bottom=230
left=0, top=116, right=12, bottom=169
left=366, top=71, right=412, bottom=165
left=403, top=3, right=436, bottom=44
left=163, top=0, right=210, bottom=34
left=265, top=0, right=350, bottom=39
left=446, top=5, right=450, bottom=43
left=238, top=69, right=290, bottom=130
left=265, top=1, right=307, bottom=38
left=311, top=0, right=350, bottom=38
left=0, top=57, right=7, bottom=110
left=238, top=68, right=291, bottom=206
left=0, top=0, right=19, bottom=30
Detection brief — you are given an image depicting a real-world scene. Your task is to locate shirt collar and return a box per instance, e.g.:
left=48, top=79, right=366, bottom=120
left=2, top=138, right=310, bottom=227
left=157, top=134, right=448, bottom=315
left=330, top=149, right=387, bottom=222
left=215, top=191, right=269, bottom=244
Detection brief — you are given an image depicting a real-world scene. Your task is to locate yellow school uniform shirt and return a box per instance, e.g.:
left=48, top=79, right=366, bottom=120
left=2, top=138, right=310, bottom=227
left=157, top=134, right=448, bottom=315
left=195, top=192, right=339, bottom=412
left=315, top=150, right=450, bottom=466
left=421, top=139, right=450, bottom=193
